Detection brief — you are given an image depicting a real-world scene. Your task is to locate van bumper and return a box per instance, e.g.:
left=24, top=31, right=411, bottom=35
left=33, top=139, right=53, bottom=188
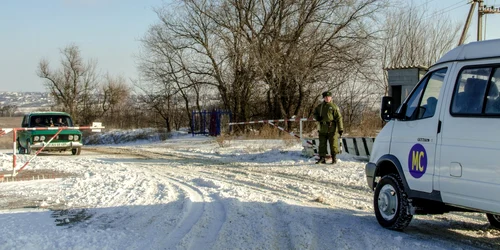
left=365, top=162, right=377, bottom=190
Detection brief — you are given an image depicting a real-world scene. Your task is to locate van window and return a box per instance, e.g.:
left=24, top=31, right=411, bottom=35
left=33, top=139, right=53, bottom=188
left=402, top=68, right=447, bottom=120
left=485, top=68, right=500, bottom=114
left=451, top=67, right=493, bottom=115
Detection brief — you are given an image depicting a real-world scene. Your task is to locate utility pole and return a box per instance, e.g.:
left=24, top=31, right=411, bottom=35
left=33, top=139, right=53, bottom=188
left=479, top=1, right=500, bottom=40
left=477, top=0, right=483, bottom=41
left=458, top=0, right=500, bottom=46
left=458, top=0, right=477, bottom=46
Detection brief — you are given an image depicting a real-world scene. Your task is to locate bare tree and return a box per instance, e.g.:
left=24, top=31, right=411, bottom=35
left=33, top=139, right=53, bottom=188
left=0, top=105, right=18, bottom=117
left=139, top=0, right=387, bottom=130
left=375, top=0, right=461, bottom=94
left=87, top=74, right=131, bottom=127
left=38, top=44, right=131, bottom=126
left=37, top=44, right=100, bottom=123
left=334, top=69, right=379, bottom=133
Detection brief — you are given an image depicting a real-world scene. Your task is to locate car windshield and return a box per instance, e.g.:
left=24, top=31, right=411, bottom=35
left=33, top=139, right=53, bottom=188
left=30, top=116, right=73, bottom=127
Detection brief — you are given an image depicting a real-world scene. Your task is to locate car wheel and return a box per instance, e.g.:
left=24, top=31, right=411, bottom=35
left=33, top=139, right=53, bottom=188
left=17, top=138, right=25, bottom=154
left=374, top=173, right=413, bottom=230
left=71, top=148, right=81, bottom=155
left=486, top=213, right=500, bottom=229
left=26, top=140, right=33, bottom=155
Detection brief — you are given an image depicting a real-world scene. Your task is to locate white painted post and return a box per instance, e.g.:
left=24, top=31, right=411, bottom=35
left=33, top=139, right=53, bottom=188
left=299, top=119, right=303, bottom=141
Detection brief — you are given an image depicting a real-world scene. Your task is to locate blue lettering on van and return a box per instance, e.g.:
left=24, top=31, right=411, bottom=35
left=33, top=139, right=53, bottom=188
left=408, top=143, right=427, bottom=178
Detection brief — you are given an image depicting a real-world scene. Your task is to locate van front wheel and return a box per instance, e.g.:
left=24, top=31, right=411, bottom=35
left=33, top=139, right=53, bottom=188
left=486, top=213, right=500, bottom=229
left=374, top=174, right=413, bottom=230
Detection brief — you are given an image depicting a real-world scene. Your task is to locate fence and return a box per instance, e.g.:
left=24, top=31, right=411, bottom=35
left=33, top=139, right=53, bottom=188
left=191, top=110, right=232, bottom=136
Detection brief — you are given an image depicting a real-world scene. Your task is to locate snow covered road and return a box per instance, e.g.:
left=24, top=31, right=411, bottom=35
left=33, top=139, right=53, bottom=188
left=0, top=135, right=498, bottom=249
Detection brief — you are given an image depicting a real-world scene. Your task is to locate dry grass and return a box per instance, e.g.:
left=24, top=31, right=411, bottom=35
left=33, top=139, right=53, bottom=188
left=229, top=123, right=304, bottom=140
left=218, top=123, right=302, bottom=148
left=0, top=117, right=23, bottom=149
left=347, top=111, right=383, bottom=137
left=312, top=196, right=326, bottom=204
left=215, top=133, right=231, bottom=147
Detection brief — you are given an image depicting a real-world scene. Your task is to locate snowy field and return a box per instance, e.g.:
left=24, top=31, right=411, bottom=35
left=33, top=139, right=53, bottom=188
left=0, top=131, right=499, bottom=250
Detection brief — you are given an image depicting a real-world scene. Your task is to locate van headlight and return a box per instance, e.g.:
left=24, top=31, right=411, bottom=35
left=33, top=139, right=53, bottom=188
left=68, top=135, right=74, bottom=140
left=40, top=136, right=45, bottom=141
left=74, top=135, right=79, bottom=141
left=33, top=136, right=39, bottom=142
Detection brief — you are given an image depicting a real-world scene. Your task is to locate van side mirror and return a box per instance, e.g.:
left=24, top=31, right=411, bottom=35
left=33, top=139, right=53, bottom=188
left=380, top=96, right=393, bottom=122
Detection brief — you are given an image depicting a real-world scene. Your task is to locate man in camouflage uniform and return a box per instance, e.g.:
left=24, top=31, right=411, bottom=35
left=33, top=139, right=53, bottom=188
left=313, top=91, right=344, bottom=164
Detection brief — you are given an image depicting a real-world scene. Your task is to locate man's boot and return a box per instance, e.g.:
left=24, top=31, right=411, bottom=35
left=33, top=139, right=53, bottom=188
left=315, top=157, right=326, bottom=164
left=331, top=156, right=337, bottom=164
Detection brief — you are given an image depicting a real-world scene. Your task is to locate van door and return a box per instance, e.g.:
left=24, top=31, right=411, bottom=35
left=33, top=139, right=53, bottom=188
left=390, top=68, right=447, bottom=193
left=439, top=65, right=500, bottom=213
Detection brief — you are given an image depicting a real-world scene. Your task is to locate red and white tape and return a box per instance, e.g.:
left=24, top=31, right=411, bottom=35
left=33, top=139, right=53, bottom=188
left=15, top=126, right=100, bottom=131
left=0, top=128, right=13, bottom=137
left=228, top=117, right=315, bottom=125
left=266, top=121, right=301, bottom=140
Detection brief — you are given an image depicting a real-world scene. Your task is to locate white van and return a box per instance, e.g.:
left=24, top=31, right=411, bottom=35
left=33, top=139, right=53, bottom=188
left=366, top=39, right=500, bottom=230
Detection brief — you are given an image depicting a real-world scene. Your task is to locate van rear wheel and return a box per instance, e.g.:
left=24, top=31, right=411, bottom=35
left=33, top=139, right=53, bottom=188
left=486, top=213, right=500, bottom=229
left=374, top=174, right=413, bottom=230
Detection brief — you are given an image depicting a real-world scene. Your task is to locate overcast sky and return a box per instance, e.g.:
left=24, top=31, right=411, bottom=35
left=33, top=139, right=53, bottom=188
left=1, top=0, right=499, bottom=93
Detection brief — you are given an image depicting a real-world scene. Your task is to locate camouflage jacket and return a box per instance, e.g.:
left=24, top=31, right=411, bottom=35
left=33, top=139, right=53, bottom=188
left=313, top=101, right=344, bottom=134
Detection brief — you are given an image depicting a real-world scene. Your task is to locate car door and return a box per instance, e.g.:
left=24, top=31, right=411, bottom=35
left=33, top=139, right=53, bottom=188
left=390, top=68, right=447, bottom=193
left=439, top=63, right=500, bottom=213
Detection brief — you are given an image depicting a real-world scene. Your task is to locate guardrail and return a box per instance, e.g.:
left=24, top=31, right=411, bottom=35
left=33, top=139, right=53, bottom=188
left=302, top=137, right=375, bottom=158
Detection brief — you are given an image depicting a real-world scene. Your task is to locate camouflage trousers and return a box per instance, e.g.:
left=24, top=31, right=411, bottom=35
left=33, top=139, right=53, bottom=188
left=318, top=132, right=340, bottom=157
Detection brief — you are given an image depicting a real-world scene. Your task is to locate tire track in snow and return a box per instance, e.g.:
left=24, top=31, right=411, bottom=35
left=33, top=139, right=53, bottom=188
left=148, top=176, right=225, bottom=250
left=93, top=146, right=370, bottom=206
left=85, top=145, right=500, bottom=249
left=88, top=146, right=346, bottom=208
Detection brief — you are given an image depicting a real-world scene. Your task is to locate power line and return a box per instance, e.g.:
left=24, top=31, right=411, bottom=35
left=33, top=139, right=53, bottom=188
left=385, top=0, right=454, bottom=16
left=415, top=0, right=440, bottom=9
left=423, top=0, right=470, bottom=20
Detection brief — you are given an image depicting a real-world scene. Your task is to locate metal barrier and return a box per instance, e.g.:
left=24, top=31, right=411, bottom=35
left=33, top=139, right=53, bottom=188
left=302, top=137, right=375, bottom=158
left=228, top=118, right=375, bottom=158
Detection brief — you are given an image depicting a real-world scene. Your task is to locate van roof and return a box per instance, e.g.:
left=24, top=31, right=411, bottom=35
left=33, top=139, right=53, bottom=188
left=435, top=39, right=500, bottom=65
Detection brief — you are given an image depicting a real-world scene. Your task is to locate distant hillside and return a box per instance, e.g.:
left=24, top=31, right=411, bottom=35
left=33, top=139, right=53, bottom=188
left=0, top=92, right=54, bottom=115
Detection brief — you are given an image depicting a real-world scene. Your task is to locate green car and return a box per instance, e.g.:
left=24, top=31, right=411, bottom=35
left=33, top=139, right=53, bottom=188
left=17, top=112, right=83, bottom=155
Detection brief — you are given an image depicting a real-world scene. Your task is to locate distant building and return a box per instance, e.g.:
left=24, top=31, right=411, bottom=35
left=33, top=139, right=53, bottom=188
left=385, top=66, right=428, bottom=112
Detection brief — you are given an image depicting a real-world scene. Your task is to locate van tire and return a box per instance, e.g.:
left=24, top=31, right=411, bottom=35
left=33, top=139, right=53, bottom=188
left=486, top=213, right=500, bottom=229
left=374, top=174, right=413, bottom=230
